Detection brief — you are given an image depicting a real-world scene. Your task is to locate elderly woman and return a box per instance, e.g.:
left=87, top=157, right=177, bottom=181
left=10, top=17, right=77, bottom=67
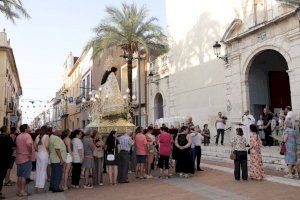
left=249, top=124, right=264, bottom=180
left=283, top=119, right=297, bottom=179
left=82, top=128, right=96, bottom=188
left=175, top=126, right=194, bottom=177
left=231, top=128, right=248, bottom=181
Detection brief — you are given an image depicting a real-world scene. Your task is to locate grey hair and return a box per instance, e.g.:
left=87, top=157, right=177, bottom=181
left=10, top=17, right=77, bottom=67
left=84, top=127, right=92, bottom=135
left=284, top=118, right=293, bottom=128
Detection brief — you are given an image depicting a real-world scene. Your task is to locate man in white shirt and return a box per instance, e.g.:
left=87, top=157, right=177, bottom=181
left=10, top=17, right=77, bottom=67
left=215, top=112, right=226, bottom=145
left=191, top=126, right=204, bottom=171
left=242, top=110, right=255, bottom=144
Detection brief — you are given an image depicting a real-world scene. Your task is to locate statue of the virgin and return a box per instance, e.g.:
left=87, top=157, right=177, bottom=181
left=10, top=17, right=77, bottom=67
left=100, top=67, right=126, bottom=117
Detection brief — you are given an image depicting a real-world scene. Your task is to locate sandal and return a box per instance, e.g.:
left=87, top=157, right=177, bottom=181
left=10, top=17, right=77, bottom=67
left=4, top=183, right=13, bottom=186
left=16, top=192, right=30, bottom=197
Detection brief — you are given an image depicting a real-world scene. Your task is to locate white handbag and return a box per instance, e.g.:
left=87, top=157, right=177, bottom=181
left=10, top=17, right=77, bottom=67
left=107, top=154, right=115, bottom=161
left=107, top=138, right=116, bottom=161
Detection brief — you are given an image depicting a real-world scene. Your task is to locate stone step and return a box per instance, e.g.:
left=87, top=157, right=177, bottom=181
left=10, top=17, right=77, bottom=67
left=202, top=146, right=287, bottom=172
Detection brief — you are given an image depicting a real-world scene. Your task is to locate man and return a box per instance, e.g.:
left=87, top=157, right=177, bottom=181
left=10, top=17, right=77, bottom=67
left=242, top=110, right=255, bottom=144
left=285, top=106, right=295, bottom=129
left=263, top=108, right=273, bottom=146
left=49, top=129, right=66, bottom=192
left=0, top=126, right=14, bottom=199
left=4, top=127, right=18, bottom=186
left=157, top=127, right=173, bottom=178
left=135, top=127, right=147, bottom=179
left=16, top=124, right=34, bottom=197
left=215, top=112, right=226, bottom=145
left=117, top=129, right=134, bottom=183
left=190, top=126, right=204, bottom=171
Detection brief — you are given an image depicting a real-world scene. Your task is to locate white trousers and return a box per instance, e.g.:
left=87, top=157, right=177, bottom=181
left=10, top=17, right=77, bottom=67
left=35, top=151, right=49, bottom=189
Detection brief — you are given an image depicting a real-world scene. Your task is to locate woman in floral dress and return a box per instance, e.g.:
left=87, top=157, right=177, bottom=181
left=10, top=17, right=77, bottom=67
left=249, top=124, right=265, bottom=180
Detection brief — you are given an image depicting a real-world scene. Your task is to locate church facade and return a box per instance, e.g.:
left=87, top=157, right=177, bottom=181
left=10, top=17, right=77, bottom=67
left=148, top=0, right=300, bottom=135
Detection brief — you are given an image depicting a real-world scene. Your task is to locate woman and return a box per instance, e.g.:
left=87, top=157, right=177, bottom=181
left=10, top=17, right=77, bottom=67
left=93, top=130, right=105, bottom=186
left=231, top=128, right=248, bottom=181
left=203, top=124, right=210, bottom=146
left=283, top=119, right=297, bottom=179
left=145, top=127, right=156, bottom=178
left=249, top=124, right=264, bottom=180
left=175, top=126, right=194, bottom=177
left=82, top=128, right=96, bottom=188
left=34, top=126, right=49, bottom=192
left=70, top=130, right=83, bottom=188
left=105, top=131, right=120, bottom=185
left=257, top=115, right=265, bottom=143
left=61, top=129, right=72, bottom=190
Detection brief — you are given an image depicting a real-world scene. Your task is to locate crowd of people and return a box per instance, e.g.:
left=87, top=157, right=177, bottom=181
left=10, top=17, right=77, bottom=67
left=231, top=106, right=298, bottom=181
left=0, top=106, right=298, bottom=199
left=0, top=120, right=211, bottom=199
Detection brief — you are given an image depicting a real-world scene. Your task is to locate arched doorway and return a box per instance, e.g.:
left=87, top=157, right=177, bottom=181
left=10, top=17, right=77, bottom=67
left=248, top=49, right=291, bottom=119
left=154, top=93, right=164, bottom=121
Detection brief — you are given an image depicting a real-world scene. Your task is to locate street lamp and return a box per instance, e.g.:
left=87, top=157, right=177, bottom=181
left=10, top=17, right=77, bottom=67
left=213, top=41, right=228, bottom=64
left=120, top=48, right=143, bottom=127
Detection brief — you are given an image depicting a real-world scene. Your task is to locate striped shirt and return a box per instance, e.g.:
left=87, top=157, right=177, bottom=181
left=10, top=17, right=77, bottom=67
left=117, top=134, right=134, bottom=152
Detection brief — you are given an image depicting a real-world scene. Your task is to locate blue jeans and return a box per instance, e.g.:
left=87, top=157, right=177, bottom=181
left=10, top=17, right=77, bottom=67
left=50, top=163, right=63, bottom=190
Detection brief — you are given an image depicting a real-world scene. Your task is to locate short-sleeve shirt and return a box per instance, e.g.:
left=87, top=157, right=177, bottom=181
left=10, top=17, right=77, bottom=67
left=16, top=132, right=33, bottom=164
left=49, top=134, right=67, bottom=163
left=158, top=132, right=173, bottom=156
left=135, top=133, right=147, bottom=156
left=231, top=135, right=247, bottom=151
left=72, top=138, right=83, bottom=163
left=83, top=136, right=93, bottom=157
left=216, top=117, right=225, bottom=130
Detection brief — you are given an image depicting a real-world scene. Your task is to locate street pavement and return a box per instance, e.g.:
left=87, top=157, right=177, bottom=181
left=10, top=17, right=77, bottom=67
left=2, top=163, right=300, bottom=200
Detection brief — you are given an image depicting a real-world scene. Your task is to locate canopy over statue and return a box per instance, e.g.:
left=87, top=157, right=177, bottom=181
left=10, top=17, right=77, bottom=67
left=86, top=67, right=135, bottom=133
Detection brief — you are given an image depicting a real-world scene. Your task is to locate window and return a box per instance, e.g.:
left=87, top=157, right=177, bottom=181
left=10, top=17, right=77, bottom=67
left=82, top=79, right=86, bottom=97
left=254, top=0, right=267, bottom=25
left=86, top=74, right=90, bottom=92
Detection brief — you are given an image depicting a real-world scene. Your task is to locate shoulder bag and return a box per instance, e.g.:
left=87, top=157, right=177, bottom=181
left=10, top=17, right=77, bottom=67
left=280, top=142, right=286, bottom=155
left=230, top=150, right=236, bottom=160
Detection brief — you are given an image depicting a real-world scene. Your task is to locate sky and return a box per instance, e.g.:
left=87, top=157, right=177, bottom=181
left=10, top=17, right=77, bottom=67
left=0, top=0, right=167, bottom=124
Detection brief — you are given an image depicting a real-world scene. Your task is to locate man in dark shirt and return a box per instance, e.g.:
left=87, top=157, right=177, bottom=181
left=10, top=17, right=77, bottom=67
left=0, top=126, right=14, bottom=199
left=263, top=108, right=273, bottom=146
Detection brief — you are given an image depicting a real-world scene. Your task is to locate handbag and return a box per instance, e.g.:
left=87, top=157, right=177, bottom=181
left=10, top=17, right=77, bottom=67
left=280, top=142, right=286, bottom=155
left=107, top=139, right=116, bottom=161
left=230, top=151, right=236, bottom=160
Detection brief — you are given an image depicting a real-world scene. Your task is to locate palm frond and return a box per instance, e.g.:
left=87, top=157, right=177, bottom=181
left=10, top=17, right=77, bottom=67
left=0, top=0, right=30, bottom=23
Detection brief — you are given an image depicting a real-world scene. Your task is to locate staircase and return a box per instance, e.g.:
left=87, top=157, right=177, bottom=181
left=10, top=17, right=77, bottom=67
left=202, top=145, right=286, bottom=172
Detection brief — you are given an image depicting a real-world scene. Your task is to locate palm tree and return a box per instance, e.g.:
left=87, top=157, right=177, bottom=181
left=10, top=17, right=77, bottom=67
left=0, top=0, right=30, bottom=23
left=85, top=3, right=168, bottom=102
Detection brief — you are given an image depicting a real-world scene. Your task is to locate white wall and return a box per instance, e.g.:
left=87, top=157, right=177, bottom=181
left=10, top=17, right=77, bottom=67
left=163, top=0, right=240, bottom=127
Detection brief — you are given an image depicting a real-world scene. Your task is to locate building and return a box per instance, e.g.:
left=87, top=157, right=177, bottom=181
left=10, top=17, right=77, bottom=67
left=0, top=30, right=22, bottom=128
left=148, top=0, right=300, bottom=140
left=60, top=52, right=79, bottom=130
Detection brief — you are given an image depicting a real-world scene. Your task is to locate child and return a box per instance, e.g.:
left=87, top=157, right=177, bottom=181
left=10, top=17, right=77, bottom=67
left=202, top=124, right=210, bottom=146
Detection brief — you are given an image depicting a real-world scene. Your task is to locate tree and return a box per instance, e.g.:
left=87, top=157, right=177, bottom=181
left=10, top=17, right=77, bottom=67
left=0, top=0, right=30, bottom=23
left=85, top=3, right=168, bottom=103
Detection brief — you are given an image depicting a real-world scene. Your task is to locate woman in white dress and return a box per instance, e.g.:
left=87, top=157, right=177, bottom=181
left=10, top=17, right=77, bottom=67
left=34, top=126, right=49, bottom=192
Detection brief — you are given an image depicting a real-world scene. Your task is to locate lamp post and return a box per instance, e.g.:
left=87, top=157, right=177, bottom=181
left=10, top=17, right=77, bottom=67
left=120, top=48, right=143, bottom=127
left=213, top=41, right=228, bottom=64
